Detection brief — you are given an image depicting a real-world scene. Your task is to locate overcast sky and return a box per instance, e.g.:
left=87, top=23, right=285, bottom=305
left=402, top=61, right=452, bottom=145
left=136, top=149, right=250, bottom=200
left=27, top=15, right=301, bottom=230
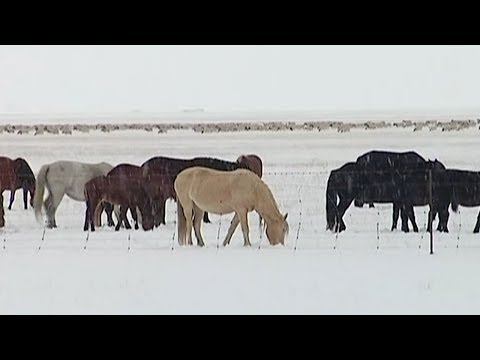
left=1, top=45, right=479, bottom=114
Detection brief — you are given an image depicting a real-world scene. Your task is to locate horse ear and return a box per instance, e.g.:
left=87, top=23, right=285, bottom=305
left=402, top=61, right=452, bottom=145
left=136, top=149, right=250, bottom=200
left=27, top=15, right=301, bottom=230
left=284, top=213, right=288, bottom=220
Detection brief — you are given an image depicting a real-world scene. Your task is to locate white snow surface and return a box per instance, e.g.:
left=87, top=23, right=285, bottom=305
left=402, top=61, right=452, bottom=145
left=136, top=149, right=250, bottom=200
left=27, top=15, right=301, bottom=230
left=1, top=120, right=480, bottom=314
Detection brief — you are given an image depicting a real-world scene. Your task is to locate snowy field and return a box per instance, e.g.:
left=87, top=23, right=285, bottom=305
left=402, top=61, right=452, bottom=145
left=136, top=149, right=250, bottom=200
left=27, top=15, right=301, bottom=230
left=1, top=121, right=480, bottom=314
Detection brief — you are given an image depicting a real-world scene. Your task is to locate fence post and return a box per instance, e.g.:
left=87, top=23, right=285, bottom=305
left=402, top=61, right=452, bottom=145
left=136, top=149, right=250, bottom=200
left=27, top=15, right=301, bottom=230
left=429, top=169, right=434, bottom=255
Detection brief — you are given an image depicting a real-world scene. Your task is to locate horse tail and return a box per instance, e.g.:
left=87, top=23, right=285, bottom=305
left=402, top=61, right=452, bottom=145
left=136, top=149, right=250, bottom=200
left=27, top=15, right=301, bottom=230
left=325, top=173, right=338, bottom=231
left=33, top=164, right=49, bottom=223
left=177, top=199, right=186, bottom=246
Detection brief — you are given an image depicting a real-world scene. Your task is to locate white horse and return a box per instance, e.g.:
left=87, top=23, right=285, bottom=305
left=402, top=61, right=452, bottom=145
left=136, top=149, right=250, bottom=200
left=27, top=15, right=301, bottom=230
left=34, top=161, right=119, bottom=228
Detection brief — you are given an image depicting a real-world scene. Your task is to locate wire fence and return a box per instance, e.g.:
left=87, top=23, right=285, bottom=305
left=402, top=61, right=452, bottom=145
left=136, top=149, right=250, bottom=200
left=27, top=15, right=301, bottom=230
left=2, top=169, right=480, bottom=254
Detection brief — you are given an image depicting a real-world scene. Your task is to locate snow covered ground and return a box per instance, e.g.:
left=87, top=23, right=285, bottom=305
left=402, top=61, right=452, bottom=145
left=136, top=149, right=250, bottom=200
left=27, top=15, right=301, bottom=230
left=1, top=119, right=480, bottom=314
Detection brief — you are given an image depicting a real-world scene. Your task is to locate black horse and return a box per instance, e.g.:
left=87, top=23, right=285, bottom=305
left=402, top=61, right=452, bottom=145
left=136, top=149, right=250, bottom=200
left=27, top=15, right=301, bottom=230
left=326, top=151, right=447, bottom=233
left=10, top=158, right=36, bottom=210
left=433, top=169, right=480, bottom=233
left=325, top=162, right=414, bottom=233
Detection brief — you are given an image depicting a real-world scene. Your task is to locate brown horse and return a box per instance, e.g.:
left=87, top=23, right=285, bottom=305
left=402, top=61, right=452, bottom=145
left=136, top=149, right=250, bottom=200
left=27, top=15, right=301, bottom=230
left=106, top=163, right=144, bottom=229
left=0, top=156, right=36, bottom=227
left=175, top=167, right=288, bottom=247
left=83, top=172, right=155, bottom=232
left=237, top=154, right=263, bottom=178
left=141, top=156, right=250, bottom=226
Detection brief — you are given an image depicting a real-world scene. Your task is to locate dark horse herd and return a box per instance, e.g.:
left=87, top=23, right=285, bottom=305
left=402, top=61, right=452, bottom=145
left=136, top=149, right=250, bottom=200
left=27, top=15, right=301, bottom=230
left=326, top=150, right=480, bottom=234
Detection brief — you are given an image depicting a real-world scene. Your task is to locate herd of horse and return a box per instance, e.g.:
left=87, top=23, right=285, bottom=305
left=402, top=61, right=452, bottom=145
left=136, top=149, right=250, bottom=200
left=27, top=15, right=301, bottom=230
left=326, top=150, right=480, bottom=234
left=3, top=149, right=480, bottom=245
left=0, top=154, right=289, bottom=247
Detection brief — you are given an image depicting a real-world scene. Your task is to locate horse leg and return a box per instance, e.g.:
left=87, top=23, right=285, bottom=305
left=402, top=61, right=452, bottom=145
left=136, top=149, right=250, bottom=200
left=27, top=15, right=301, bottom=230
left=159, top=197, right=167, bottom=226
left=181, top=203, right=194, bottom=246
left=153, top=198, right=166, bottom=227
left=84, top=194, right=97, bottom=232
left=8, top=190, right=15, bottom=210
left=123, top=206, right=132, bottom=230
left=193, top=204, right=205, bottom=247
left=427, top=207, right=438, bottom=233
left=335, top=198, right=354, bottom=233
left=94, top=204, right=103, bottom=228
left=438, top=208, right=449, bottom=233
left=103, top=202, right=115, bottom=227
left=116, top=206, right=129, bottom=231
left=223, top=214, right=240, bottom=246
left=391, top=203, right=400, bottom=231
left=29, top=188, right=34, bottom=208
left=400, top=205, right=409, bottom=233
left=45, top=190, right=64, bottom=228
left=407, top=206, right=418, bottom=232
left=23, top=187, right=29, bottom=210
left=203, top=211, right=211, bottom=223
left=130, top=207, right=139, bottom=230
left=0, top=194, right=4, bottom=227
left=473, top=211, right=480, bottom=233
left=238, top=210, right=251, bottom=246
left=83, top=199, right=91, bottom=231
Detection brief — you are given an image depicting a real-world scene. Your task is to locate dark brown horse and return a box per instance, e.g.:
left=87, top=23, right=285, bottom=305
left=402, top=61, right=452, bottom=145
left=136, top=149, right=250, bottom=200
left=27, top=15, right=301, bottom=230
left=106, top=163, right=144, bottom=229
left=237, top=154, right=263, bottom=178
left=0, top=156, right=35, bottom=227
left=0, top=157, right=16, bottom=227
left=83, top=173, right=155, bottom=232
left=141, top=156, right=251, bottom=226
left=11, top=158, right=36, bottom=210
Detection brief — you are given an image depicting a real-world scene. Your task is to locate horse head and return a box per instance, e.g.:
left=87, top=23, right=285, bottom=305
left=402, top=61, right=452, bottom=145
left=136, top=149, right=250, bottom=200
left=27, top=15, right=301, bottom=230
left=266, top=213, right=289, bottom=245
left=139, top=195, right=155, bottom=231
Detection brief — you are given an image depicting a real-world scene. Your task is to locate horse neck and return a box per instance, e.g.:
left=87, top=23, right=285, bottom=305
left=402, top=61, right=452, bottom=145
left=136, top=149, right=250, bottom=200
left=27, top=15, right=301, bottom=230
left=254, top=182, right=283, bottom=225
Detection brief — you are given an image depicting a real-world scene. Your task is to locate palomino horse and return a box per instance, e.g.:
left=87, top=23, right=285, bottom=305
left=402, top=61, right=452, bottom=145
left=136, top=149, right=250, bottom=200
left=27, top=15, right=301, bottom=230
left=83, top=173, right=155, bottom=232
left=106, top=163, right=144, bottom=229
left=34, top=161, right=118, bottom=228
left=174, top=167, right=288, bottom=247
left=141, top=156, right=251, bottom=226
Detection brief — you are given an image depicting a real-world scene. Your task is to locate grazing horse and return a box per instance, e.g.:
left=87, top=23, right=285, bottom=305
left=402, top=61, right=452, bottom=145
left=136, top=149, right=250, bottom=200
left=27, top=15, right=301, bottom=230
left=174, top=167, right=288, bottom=247
left=202, top=153, right=264, bottom=223
left=355, top=150, right=446, bottom=232
left=0, top=157, right=17, bottom=227
left=33, top=161, right=118, bottom=228
left=436, top=169, right=480, bottom=233
left=326, top=156, right=447, bottom=233
left=9, top=158, right=36, bottom=210
left=106, top=164, right=144, bottom=229
left=83, top=174, right=155, bottom=232
left=141, top=156, right=250, bottom=226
